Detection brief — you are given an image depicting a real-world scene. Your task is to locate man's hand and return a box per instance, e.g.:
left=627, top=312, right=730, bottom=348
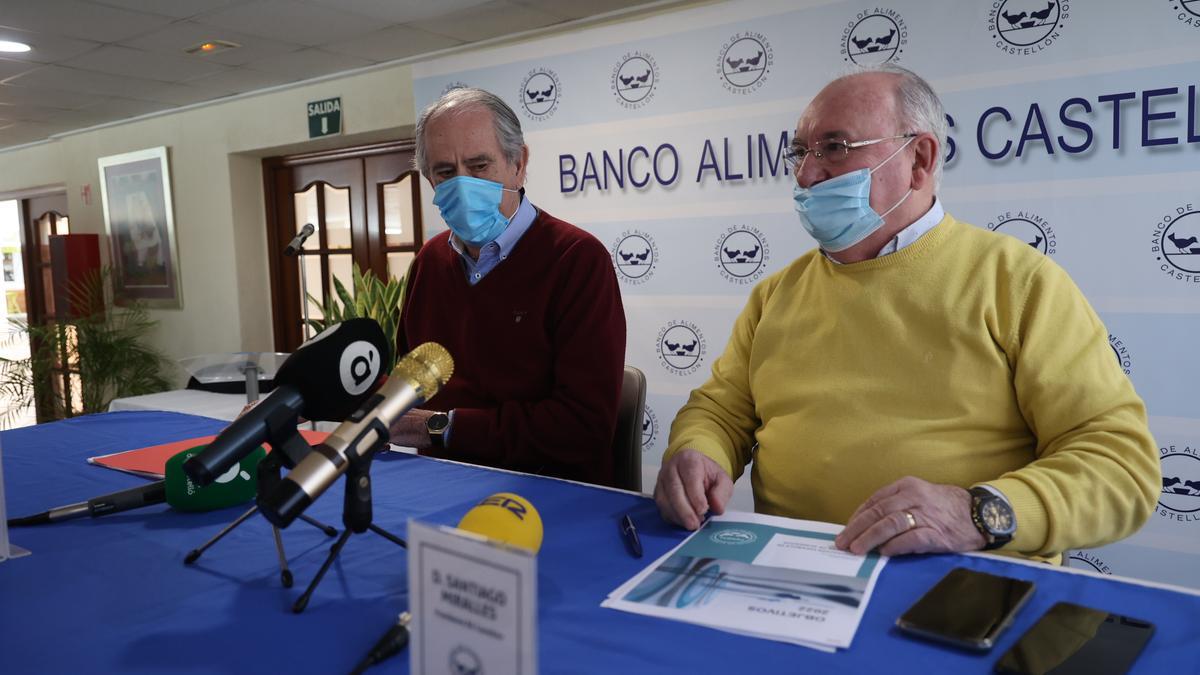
left=388, top=408, right=438, bottom=450
left=834, top=476, right=986, bottom=556
left=653, top=449, right=734, bottom=531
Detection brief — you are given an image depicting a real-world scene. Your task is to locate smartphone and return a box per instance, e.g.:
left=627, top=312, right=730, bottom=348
left=994, top=601, right=1155, bottom=674
left=895, top=567, right=1035, bottom=651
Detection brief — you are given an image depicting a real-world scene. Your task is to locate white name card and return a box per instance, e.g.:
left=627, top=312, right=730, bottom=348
left=408, top=519, right=537, bottom=675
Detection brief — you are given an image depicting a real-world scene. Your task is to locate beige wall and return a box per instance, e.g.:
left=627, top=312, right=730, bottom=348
left=0, top=63, right=416, bottom=381
left=0, top=1, right=704, bottom=385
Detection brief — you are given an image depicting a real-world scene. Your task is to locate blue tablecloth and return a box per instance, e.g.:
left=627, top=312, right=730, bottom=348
left=2, top=411, right=1199, bottom=674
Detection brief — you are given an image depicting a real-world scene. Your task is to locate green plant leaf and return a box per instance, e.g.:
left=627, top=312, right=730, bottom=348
left=0, top=267, right=172, bottom=422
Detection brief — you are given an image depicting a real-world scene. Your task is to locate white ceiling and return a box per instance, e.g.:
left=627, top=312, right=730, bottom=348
left=0, top=0, right=661, bottom=151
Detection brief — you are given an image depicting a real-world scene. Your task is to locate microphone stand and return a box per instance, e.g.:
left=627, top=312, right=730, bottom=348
left=292, top=441, right=405, bottom=614
left=183, top=406, right=338, bottom=588
left=296, top=225, right=314, bottom=342
left=293, top=228, right=319, bottom=432
left=243, top=361, right=260, bottom=404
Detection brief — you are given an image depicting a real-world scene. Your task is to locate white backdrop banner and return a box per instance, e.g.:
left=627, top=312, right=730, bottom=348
left=413, top=0, right=1200, bottom=588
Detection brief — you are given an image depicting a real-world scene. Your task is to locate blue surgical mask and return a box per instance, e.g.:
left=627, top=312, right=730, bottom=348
left=792, top=137, right=915, bottom=253
left=433, top=176, right=519, bottom=247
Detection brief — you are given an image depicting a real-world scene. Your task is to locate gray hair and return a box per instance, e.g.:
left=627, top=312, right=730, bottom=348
left=413, top=87, right=526, bottom=177
left=836, top=64, right=949, bottom=189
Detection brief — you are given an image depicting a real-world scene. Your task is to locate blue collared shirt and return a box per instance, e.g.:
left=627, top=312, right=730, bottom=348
left=826, top=197, right=945, bottom=264
left=448, top=194, right=537, bottom=285
left=440, top=193, right=536, bottom=443
left=876, top=197, right=944, bottom=257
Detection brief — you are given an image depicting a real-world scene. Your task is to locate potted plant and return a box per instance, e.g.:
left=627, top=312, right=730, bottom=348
left=0, top=267, right=171, bottom=425
left=306, top=263, right=406, bottom=371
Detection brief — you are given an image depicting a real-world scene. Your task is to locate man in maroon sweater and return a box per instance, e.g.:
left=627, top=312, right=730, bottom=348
left=389, top=87, right=627, bottom=487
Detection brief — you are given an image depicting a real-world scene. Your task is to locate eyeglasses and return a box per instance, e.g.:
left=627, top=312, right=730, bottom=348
left=785, top=133, right=918, bottom=169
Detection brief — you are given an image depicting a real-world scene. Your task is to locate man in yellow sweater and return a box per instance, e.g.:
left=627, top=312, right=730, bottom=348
left=654, top=65, right=1160, bottom=561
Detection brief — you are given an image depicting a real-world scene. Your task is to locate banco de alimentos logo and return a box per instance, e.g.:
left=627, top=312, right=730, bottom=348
left=657, top=320, right=706, bottom=376
left=610, top=230, right=658, bottom=285
left=1067, top=550, right=1113, bottom=575
left=1109, top=333, right=1134, bottom=376
left=1151, top=204, right=1200, bottom=283
left=987, top=210, right=1057, bottom=256
left=1170, top=0, right=1200, bottom=29
left=440, top=80, right=469, bottom=96
left=611, top=51, right=659, bottom=109
left=841, top=9, right=907, bottom=65
left=716, top=31, right=772, bottom=94
left=714, top=226, right=770, bottom=284
left=518, top=67, right=561, bottom=122
left=989, top=0, right=1068, bottom=55
left=1158, top=444, right=1200, bottom=523
left=449, top=645, right=482, bottom=675
left=641, top=406, right=659, bottom=451
left=711, top=528, right=758, bottom=545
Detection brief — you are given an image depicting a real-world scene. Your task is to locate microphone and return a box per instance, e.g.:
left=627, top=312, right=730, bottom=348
left=283, top=223, right=316, bottom=256
left=258, top=342, right=453, bottom=528
left=183, top=318, right=389, bottom=487
left=7, top=445, right=265, bottom=527
left=457, top=492, right=543, bottom=554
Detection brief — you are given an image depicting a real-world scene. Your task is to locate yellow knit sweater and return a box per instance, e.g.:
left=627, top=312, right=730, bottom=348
left=665, top=214, right=1160, bottom=559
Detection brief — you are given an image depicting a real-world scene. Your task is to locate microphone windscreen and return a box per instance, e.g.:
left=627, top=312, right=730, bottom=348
left=394, top=342, right=454, bottom=400
left=165, top=445, right=265, bottom=512
left=275, top=317, right=390, bottom=421
left=457, top=493, right=543, bottom=554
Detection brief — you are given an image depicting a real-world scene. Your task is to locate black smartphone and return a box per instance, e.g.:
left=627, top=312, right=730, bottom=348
left=895, top=567, right=1035, bottom=651
left=994, top=601, right=1155, bottom=674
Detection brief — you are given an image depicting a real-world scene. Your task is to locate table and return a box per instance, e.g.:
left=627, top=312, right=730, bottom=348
left=108, top=389, right=248, bottom=421
left=2, top=411, right=1199, bottom=674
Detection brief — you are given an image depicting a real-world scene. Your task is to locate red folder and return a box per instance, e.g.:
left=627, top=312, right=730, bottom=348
left=87, top=430, right=330, bottom=479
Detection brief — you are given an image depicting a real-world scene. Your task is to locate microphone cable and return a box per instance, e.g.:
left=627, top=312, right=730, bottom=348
left=348, top=612, right=411, bottom=675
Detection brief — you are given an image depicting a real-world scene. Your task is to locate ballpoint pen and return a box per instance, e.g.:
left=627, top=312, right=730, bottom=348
left=620, top=513, right=643, bottom=558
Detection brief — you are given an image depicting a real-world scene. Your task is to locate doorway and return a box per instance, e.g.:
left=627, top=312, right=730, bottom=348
left=0, top=190, right=69, bottom=427
left=263, top=140, right=423, bottom=352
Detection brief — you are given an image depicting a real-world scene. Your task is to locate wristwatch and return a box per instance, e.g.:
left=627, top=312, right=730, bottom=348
left=969, top=486, right=1016, bottom=550
left=426, top=412, right=450, bottom=449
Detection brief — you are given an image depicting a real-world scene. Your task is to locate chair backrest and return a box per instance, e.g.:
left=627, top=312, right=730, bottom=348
left=612, top=365, right=647, bottom=492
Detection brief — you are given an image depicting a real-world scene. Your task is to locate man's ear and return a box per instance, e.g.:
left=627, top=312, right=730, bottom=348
left=515, top=145, right=530, bottom=185
left=910, top=133, right=939, bottom=191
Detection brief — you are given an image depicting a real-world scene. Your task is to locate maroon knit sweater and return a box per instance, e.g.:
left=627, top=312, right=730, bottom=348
left=399, top=209, right=626, bottom=486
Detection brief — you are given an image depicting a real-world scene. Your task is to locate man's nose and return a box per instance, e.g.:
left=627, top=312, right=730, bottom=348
left=794, top=155, right=829, bottom=190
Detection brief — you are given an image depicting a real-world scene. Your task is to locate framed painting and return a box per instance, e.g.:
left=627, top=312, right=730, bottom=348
left=97, top=146, right=182, bottom=308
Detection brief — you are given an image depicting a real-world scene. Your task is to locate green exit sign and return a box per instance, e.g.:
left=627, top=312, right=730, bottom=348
left=307, top=97, right=342, bottom=138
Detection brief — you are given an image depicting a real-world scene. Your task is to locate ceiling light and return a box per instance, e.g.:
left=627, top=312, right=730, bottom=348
left=184, top=40, right=240, bottom=55
left=0, top=41, right=32, bottom=53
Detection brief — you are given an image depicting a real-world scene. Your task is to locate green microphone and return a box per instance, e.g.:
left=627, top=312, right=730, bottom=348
left=7, top=445, right=267, bottom=526
left=165, top=445, right=266, bottom=512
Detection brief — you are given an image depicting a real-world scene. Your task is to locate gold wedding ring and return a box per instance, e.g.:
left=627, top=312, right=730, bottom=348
left=903, top=511, right=917, bottom=531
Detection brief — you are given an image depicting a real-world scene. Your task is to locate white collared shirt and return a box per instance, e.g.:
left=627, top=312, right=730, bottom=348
left=825, top=197, right=945, bottom=264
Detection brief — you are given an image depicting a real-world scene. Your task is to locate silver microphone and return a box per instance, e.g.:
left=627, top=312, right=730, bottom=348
left=283, top=222, right=316, bottom=256
left=258, top=342, right=454, bottom=528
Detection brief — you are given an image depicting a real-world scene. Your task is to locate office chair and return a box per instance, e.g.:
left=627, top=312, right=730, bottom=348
left=612, top=365, right=648, bottom=492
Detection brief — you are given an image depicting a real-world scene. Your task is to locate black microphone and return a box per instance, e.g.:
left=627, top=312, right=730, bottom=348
left=183, top=318, right=390, bottom=487
left=259, top=342, right=453, bottom=528
left=283, top=223, right=316, bottom=256
left=8, top=482, right=166, bottom=526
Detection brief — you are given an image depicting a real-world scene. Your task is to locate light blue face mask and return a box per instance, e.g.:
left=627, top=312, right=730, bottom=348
left=792, top=137, right=915, bottom=253
left=433, top=176, right=519, bottom=248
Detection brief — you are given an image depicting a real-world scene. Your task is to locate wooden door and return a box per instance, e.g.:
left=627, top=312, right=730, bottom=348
left=264, top=141, right=423, bottom=352
left=18, top=193, right=75, bottom=421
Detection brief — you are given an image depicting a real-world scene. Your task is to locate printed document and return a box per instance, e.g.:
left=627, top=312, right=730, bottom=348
left=603, top=512, right=886, bottom=650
